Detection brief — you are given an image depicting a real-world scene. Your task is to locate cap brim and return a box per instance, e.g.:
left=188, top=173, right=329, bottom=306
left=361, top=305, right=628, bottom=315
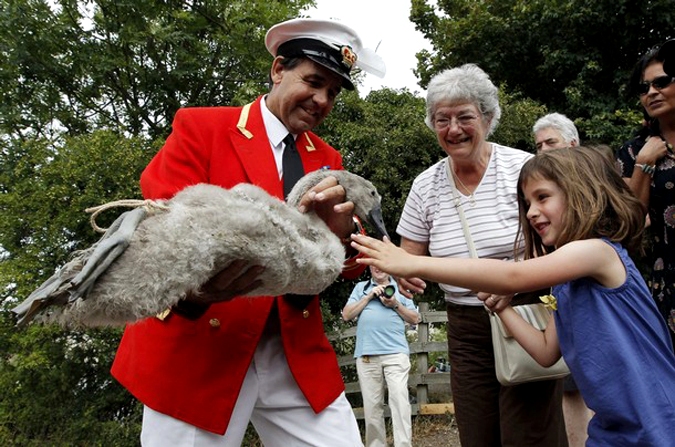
left=304, top=54, right=355, bottom=90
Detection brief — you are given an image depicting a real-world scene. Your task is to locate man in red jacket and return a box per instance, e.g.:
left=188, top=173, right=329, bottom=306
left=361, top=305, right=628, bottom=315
left=111, top=17, right=385, bottom=447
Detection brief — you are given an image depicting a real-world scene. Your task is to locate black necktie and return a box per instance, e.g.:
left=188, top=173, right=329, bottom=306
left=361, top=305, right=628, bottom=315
left=280, top=133, right=313, bottom=310
left=282, top=134, right=305, bottom=200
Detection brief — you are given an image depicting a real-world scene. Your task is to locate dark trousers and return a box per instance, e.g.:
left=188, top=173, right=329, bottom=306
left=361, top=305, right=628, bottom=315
left=446, top=294, right=567, bottom=447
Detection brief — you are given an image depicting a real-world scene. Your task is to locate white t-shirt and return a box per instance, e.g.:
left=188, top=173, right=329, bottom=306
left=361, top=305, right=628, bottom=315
left=396, top=143, right=533, bottom=305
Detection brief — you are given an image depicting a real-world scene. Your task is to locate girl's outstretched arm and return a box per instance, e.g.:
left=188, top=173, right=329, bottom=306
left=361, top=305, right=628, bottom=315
left=494, top=306, right=562, bottom=367
left=350, top=234, right=546, bottom=295
left=351, top=234, right=624, bottom=295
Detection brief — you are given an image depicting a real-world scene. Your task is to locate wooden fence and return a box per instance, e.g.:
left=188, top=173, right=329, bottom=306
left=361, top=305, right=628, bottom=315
left=329, top=302, right=455, bottom=418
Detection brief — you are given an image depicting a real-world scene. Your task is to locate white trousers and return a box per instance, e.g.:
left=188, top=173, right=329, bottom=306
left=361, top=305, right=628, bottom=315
left=356, top=353, right=412, bottom=447
left=141, top=331, right=363, bottom=447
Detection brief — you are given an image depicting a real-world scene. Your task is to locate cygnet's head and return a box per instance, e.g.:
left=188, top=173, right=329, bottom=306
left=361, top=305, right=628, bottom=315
left=286, top=170, right=389, bottom=239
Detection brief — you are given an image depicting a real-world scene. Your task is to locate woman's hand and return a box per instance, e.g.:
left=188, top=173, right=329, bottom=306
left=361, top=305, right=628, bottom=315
left=397, top=237, right=428, bottom=298
left=396, top=277, right=426, bottom=299
left=637, top=136, right=673, bottom=165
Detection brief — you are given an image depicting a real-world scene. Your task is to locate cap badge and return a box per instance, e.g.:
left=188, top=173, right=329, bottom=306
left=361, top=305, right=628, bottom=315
left=340, top=45, right=357, bottom=71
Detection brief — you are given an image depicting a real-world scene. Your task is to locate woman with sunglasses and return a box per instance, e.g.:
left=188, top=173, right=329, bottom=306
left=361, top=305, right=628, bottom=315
left=616, top=41, right=675, bottom=351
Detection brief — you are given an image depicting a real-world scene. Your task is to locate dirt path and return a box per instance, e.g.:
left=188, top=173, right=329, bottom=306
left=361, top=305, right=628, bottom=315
left=409, top=414, right=461, bottom=446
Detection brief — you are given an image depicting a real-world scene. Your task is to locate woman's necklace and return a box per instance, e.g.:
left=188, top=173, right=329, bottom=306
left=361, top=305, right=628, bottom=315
left=452, top=171, right=476, bottom=206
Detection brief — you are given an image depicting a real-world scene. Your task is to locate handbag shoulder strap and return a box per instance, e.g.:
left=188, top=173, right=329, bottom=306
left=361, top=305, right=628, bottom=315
left=445, top=157, right=478, bottom=258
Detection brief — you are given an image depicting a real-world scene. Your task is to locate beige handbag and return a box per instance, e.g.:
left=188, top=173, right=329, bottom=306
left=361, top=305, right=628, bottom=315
left=490, top=303, right=570, bottom=385
left=445, top=158, right=570, bottom=386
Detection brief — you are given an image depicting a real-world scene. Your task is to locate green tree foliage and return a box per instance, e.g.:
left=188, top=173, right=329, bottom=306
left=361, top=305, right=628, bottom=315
left=322, top=88, right=439, bottom=232
left=410, top=0, right=674, bottom=145
left=316, top=88, right=446, bottom=311
left=0, top=0, right=311, bottom=141
left=492, top=87, right=548, bottom=151
left=0, top=131, right=156, bottom=301
left=0, top=317, right=140, bottom=446
left=0, top=131, right=157, bottom=445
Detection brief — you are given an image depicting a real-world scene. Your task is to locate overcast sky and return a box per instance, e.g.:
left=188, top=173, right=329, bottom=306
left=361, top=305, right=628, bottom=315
left=304, top=0, right=432, bottom=97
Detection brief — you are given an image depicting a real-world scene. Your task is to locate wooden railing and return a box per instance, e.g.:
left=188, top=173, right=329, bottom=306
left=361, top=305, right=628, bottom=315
left=328, top=302, right=454, bottom=418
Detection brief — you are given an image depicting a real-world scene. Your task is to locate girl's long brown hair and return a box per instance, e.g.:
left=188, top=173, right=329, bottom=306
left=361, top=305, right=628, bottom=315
left=516, top=146, right=645, bottom=259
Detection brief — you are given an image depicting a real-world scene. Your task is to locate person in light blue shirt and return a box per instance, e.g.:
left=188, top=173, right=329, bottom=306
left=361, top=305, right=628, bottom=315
left=342, top=266, right=420, bottom=447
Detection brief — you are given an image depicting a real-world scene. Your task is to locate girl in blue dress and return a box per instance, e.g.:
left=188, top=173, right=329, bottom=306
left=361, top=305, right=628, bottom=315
left=351, top=146, right=675, bottom=446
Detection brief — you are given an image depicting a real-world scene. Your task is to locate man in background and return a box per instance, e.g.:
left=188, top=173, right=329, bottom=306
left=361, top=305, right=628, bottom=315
left=342, top=266, right=420, bottom=447
left=533, top=112, right=580, bottom=152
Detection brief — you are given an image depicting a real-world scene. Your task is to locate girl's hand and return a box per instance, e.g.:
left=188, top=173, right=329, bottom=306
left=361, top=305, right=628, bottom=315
left=351, top=234, right=416, bottom=278
left=477, top=292, right=513, bottom=313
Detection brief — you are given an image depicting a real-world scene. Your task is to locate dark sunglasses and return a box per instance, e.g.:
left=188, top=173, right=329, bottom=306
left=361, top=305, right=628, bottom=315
left=637, top=75, right=675, bottom=95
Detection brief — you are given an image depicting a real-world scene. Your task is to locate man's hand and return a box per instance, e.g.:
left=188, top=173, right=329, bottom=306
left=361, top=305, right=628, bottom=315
left=295, top=175, right=355, bottom=239
left=189, top=260, right=266, bottom=305
left=369, top=284, right=387, bottom=300
left=379, top=294, right=399, bottom=309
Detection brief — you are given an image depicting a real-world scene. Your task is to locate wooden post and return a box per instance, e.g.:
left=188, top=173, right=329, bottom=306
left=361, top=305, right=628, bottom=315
left=416, top=301, right=429, bottom=406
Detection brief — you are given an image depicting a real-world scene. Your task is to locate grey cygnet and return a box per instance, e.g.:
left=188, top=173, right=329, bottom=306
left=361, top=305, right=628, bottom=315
left=12, top=170, right=388, bottom=327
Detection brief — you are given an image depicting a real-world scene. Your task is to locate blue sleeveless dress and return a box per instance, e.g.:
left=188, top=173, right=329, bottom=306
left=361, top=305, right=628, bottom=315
left=553, top=240, right=675, bottom=446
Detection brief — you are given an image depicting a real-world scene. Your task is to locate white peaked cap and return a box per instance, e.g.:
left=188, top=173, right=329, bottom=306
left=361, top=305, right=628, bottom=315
left=265, top=18, right=386, bottom=90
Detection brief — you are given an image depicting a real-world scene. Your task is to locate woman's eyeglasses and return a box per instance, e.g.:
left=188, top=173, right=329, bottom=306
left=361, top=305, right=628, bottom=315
left=637, top=75, right=675, bottom=96
left=433, top=114, right=479, bottom=130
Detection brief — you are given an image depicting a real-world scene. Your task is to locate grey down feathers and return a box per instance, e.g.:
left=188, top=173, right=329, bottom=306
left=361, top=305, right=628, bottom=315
left=12, top=170, right=387, bottom=327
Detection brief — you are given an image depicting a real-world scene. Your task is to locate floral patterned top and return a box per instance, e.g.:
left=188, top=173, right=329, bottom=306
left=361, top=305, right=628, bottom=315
left=617, top=132, right=675, bottom=348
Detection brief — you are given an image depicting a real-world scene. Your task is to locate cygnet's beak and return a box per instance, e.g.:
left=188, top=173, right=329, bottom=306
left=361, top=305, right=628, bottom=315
left=367, top=207, right=389, bottom=240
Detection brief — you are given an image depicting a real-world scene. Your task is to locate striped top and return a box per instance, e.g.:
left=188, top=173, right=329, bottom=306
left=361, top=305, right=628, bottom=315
left=396, top=143, right=532, bottom=305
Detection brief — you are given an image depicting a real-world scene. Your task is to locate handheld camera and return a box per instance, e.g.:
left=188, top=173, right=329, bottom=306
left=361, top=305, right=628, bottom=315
left=383, top=285, right=396, bottom=298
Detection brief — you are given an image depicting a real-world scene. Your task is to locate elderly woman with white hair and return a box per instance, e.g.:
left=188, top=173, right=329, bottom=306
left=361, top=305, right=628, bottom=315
left=395, top=64, right=567, bottom=446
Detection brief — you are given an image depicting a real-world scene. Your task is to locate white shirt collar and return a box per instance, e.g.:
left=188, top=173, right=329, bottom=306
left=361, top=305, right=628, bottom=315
left=261, top=95, right=294, bottom=148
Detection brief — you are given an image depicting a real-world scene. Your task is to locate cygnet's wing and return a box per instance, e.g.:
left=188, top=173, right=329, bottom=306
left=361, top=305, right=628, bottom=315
left=11, top=207, right=148, bottom=326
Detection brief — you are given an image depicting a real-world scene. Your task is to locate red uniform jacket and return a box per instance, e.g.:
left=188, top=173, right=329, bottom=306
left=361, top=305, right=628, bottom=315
left=111, top=96, right=364, bottom=435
